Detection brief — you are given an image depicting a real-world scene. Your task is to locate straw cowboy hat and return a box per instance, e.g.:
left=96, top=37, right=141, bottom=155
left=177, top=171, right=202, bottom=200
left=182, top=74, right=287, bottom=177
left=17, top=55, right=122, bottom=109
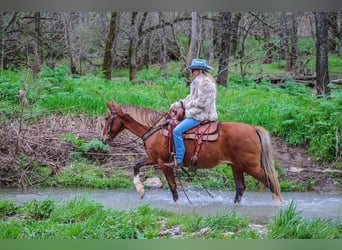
left=186, top=59, right=213, bottom=71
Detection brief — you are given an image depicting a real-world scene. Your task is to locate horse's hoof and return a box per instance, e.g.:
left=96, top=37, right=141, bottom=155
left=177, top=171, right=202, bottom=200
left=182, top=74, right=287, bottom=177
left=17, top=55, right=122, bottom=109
left=138, top=188, right=145, bottom=199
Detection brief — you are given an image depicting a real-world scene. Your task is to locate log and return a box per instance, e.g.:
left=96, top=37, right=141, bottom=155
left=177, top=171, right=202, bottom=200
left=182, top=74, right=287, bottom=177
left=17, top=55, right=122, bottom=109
left=330, top=79, right=342, bottom=84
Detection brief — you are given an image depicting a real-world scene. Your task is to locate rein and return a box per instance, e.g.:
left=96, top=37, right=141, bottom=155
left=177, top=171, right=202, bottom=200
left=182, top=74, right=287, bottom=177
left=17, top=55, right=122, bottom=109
left=106, top=108, right=169, bottom=146
left=140, top=112, right=169, bottom=141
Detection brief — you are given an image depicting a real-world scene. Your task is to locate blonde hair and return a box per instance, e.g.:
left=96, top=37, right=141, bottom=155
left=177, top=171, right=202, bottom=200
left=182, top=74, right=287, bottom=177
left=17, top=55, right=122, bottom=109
left=202, top=71, right=216, bottom=83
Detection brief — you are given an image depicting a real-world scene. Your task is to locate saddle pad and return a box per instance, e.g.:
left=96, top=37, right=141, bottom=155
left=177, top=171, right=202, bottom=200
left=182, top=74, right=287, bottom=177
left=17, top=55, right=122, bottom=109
left=162, top=121, right=220, bottom=141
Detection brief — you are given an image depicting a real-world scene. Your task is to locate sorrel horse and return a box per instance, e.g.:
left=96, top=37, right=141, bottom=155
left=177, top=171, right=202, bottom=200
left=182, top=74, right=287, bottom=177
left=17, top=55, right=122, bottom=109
left=102, top=100, right=283, bottom=204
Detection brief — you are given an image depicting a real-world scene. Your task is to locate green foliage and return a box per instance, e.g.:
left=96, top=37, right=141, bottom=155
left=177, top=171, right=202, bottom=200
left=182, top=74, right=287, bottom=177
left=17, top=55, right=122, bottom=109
left=60, top=133, right=85, bottom=148
left=42, top=162, right=133, bottom=189
left=60, top=134, right=109, bottom=161
left=1, top=197, right=341, bottom=239
left=20, top=199, right=56, bottom=220
left=50, top=197, right=102, bottom=223
left=280, top=181, right=306, bottom=192
left=79, top=139, right=110, bottom=153
left=0, top=70, right=22, bottom=104
left=268, top=200, right=342, bottom=239
left=0, top=200, right=18, bottom=219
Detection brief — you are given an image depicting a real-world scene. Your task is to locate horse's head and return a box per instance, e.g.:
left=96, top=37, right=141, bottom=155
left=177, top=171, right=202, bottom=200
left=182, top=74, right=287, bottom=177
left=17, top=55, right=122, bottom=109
left=101, top=100, right=125, bottom=144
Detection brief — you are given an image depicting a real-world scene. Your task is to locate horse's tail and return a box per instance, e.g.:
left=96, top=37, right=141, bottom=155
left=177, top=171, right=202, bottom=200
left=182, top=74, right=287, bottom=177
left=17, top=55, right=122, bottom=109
left=256, top=127, right=283, bottom=203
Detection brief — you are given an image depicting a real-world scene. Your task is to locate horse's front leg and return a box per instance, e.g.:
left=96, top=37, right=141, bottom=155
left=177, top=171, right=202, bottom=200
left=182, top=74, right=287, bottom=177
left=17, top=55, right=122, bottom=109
left=160, top=163, right=179, bottom=202
left=133, top=157, right=152, bottom=199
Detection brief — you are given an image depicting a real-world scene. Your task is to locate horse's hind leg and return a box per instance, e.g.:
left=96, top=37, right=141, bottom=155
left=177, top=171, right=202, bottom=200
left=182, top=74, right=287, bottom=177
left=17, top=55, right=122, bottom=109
left=246, top=167, right=275, bottom=194
left=231, top=167, right=246, bottom=204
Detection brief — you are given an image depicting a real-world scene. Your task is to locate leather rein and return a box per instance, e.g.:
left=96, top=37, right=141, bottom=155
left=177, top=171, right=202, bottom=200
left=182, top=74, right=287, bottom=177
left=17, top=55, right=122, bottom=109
left=105, top=109, right=170, bottom=146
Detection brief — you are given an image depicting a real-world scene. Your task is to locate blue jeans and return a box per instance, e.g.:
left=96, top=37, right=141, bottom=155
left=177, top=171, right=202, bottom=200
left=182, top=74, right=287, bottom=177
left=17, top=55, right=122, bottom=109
left=173, top=118, right=201, bottom=164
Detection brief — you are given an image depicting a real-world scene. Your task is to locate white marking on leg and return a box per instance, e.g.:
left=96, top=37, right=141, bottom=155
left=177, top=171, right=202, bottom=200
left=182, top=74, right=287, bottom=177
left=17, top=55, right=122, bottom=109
left=133, top=175, right=145, bottom=198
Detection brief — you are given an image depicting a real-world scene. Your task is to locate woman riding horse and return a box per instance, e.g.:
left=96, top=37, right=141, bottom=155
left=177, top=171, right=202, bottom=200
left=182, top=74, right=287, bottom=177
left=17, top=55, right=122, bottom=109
left=166, top=59, right=218, bottom=169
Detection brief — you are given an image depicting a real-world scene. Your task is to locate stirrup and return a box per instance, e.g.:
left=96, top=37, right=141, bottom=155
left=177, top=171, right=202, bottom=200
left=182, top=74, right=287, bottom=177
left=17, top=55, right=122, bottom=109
left=164, top=162, right=182, bottom=169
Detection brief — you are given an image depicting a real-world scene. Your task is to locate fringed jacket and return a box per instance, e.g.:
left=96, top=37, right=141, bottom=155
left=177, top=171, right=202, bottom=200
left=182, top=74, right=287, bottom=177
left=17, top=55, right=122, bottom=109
left=171, top=72, right=218, bottom=121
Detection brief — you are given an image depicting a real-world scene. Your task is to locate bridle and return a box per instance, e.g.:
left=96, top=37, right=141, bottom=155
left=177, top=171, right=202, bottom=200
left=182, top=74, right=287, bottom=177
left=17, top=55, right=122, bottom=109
left=104, top=110, right=117, bottom=143
left=104, top=108, right=170, bottom=145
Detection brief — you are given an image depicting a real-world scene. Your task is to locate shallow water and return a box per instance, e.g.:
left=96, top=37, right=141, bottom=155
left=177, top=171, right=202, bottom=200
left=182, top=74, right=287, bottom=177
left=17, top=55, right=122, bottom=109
left=1, top=187, right=341, bottom=224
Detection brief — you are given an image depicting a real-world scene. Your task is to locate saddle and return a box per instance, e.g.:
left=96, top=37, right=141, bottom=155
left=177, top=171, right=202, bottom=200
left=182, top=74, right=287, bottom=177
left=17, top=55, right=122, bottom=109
left=162, top=109, right=221, bottom=171
left=162, top=120, right=220, bottom=141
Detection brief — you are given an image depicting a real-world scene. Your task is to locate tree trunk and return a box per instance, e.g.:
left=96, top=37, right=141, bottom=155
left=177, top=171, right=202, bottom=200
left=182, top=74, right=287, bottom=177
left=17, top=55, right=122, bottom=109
left=129, top=12, right=138, bottom=81
left=230, top=13, right=241, bottom=59
left=102, top=12, right=117, bottom=80
left=327, top=12, right=339, bottom=53
left=339, top=13, right=342, bottom=56
left=186, top=12, right=200, bottom=64
left=207, top=12, right=215, bottom=66
left=33, top=12, right=43, bottom=78
left=159, top=12, right=167, bottom=70
left=289, top=13, right=298, bottom=72
left=61, top=13, right=78, bottom=75
left=216, top=12, right=231, bottom=87
left=137, top=12, right=147, bottom=70
left=279, top=12, right=288, bottom=61
left=315, top=12, right=330, bottom=95
left=0, top=12, right=3, bottom=70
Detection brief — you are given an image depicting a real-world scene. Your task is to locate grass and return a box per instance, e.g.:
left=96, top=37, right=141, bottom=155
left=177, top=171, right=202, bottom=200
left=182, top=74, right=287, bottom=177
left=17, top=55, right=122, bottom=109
left=41, top=162, right=133, bottom=189
left=0, top=198, right=341, bottom=239
left=267, top=200, right=342, bottom=239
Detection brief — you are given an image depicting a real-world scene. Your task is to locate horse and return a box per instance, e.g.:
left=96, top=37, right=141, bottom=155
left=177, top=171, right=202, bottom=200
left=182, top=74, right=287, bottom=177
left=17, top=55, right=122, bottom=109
left=102, top=100, right=283, bottom=204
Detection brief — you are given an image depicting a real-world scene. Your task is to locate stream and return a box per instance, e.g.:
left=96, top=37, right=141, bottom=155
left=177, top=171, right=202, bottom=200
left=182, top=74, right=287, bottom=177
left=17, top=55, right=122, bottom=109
left=1, top=188, right=342, bottom=224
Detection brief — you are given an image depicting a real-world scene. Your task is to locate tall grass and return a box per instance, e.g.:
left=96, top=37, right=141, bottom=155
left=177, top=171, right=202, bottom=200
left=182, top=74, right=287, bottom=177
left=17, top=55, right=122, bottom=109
left=268, top=201, right=342, bottom=239
left=1, top=198, right=341, bottom=239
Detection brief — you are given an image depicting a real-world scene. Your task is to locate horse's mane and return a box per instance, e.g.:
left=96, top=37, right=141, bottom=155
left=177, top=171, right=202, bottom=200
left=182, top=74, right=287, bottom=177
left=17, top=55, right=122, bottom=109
left=120, top=104, right=166, bottom=127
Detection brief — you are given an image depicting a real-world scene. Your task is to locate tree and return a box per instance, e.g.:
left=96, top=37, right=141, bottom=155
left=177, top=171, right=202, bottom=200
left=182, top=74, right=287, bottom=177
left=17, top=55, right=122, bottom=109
left=339, top=13, right=342, bottom=56
left=186, top=12, right=200, bottom=64
left=206, top=12, right=215, bottom=66
left=327, top=12, right=339, bottom=53
left=230, top=13, right=241, bottom=59
left=158, top=12, right=167, bottom=70
left=32, top=12, right=43, bottom=78
left=129, top=12, right=139, bottom=81
left=102, top=12, right=117, bottom=80
left=61, top=13, right=79, bottom=75
left=0, top=12, right=3, bottom=70
left=315, top=12, right=330, bottom=95
left=287, top=13, right=298, bottom=72
left=216, top=12, right=231, bottom=87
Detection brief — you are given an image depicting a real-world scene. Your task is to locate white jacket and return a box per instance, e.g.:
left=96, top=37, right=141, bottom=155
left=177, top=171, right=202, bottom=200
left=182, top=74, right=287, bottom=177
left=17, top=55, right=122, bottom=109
left=171, top=72, right=218, bottom=121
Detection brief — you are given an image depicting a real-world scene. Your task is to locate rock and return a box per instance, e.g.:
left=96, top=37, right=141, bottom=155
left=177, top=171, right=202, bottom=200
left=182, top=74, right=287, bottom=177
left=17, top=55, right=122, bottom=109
left=143, top=177, right=163, bottom=188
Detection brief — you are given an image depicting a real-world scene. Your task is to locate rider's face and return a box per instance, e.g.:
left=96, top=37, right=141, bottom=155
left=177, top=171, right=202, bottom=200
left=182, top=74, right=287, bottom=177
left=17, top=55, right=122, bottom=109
left=191, top=69, right=200, bottom=78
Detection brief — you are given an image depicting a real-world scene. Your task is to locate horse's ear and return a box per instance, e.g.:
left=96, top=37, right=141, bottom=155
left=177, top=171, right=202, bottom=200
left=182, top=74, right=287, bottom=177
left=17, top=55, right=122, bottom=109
left=111, top=99, right=117, bottom=105
left=105, top=101, right=113, bottom=110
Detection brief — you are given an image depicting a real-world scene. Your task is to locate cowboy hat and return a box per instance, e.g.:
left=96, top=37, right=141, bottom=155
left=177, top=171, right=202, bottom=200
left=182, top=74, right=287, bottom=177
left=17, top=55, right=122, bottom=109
left=186, top=59, right=213, bottom=71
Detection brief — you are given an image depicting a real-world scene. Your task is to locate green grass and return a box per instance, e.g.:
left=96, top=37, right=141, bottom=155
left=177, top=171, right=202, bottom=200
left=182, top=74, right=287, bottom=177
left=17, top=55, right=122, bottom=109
left=268, top=200, right=342, bottom=239
left=1, top=198, right=341, bottom=239
left=41, top=162, right=133, bottom=189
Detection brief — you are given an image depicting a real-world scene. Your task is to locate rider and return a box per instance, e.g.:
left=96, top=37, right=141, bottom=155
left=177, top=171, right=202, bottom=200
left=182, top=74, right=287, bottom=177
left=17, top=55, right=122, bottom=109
left=165, top=59, right=218, bottom=169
